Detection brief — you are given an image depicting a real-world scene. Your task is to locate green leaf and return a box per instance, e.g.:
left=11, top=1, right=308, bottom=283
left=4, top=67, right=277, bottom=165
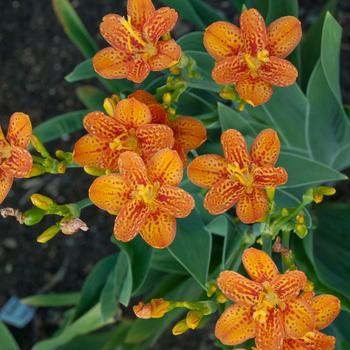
left=306, top=13, right=350, bottom=166
left=22, top=293, right=80, bottom=307
left=34, top=110, right=88, bottom=142
left=100, top=252, right=132, bottom=320
left=65, top=59, right=95, bottom=82
left=218, top=102, right=263, bottom=138
left=0, top=322, right=20, bottom=350
left=190, top=0, right=226, bottom=24
left=177, top=32, right=205, bottom=52
left=116, top=236, right=153, bottom=294
left=278, top=151, right=347, bottom=189
left=32, top=304, right=114, bottom=350
left=331, top=311, right=350, bottom=350
left=167, top=209, right=212, bottom=290
left=301, top=0, right=338, bottom=89
left=266, top=0, right=298, bottom=23
left=151, top=249, right=188, bottom=275
left=73, top=254, right=117, bottom=321
left=52, top=0, right=98, bottom=58
left=307, top=203, right=350, bottom=303
left=251, top=84, right=308, bottom=151
left=76, top=86, right=106, bottom=110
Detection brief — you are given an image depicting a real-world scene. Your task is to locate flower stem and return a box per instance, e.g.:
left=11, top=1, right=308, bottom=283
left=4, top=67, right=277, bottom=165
left=76, top=198, right=93, bottom=210
left=262, top=230, right=272, bottom=256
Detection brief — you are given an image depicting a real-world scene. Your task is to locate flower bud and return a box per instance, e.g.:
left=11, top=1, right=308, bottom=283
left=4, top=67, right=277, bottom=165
left=186, top=310, right=202, bottom=330
left=26, top=164, right=46, bottom=177
left=103, top=96, right=119, bottom=117
left=169, top=66, right=181, bottom=75
left=23, top=208, right=46, bottom=226
left=31, top=134, right=50, bottom=158
left=133, top=298, right=170, bottom=319
left=216, top=291, right=228, bottom=304
left=37, top=224, right=61, bottom=244
left=295, top=223, right=308, bottom=238
left=313, top=186, right=336, bottom=204
left=167, top=107, right=176, bottom=118
left=162, top=92, right=172, bottom=104
left=296, top=213, right=305, bottom=224
left=206, top=282, right=217, bottom=298
left=31, top=194, right=55, bottom=211
left=172, top=319, right=189, bottom=336
left=219, top=87, right=238, bottom=101
left=57, top=162, right=66, bottom=174
left=281, top=208, right=289, bottom=217
left=133, top=302, right=152, bottom=319
left=84, top=166, right=106, bottom=176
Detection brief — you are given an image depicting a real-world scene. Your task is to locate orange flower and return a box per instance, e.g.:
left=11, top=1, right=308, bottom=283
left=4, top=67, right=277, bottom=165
left=73, top=97, right=174, bottom=172
left=93, top=0, right=181, bottom=83
left=215, top=248, right=314, bottom=350
left=133, top=298, right=171, bottom=319
left=283, top=294, right=340, bottom=350
left=0, top=113, right=32, bottom=204
left=89, top=149, right=194, bottom=248
left=187, top=128, right=287, bottom=224
left=129, top=90, right=207, bottom=164
left=204, top=9, right=302, bottom=106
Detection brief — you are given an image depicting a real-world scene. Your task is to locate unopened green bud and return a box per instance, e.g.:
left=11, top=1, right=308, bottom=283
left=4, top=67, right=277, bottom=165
left=26, top=164, right=46, bottom=178
left=31, top=135, right=50, bottom=158
left=295, top=223, right=308, bottom=239
left=36, top=224, right=60, bottom=244
left=172, top=319, right=189, bottom=336
left=23, top=208, right=46, bottom=226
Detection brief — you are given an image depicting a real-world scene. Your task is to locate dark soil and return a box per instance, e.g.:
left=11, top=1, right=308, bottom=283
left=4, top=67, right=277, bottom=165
left=0, top=0, right=350, bottom=349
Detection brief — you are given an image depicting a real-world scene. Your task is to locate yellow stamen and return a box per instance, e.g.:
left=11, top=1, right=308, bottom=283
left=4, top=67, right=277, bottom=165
left=120, top=16, right=147, bottom=50
left=226, top=162, right=254, bottom=191
left=109, top=133, right=139, bottom=152
left=133, top=183, right=160, bottom=211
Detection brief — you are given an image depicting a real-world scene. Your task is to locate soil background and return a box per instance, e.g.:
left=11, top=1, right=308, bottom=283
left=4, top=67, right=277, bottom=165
left=0, top=0, right=350, bottom=349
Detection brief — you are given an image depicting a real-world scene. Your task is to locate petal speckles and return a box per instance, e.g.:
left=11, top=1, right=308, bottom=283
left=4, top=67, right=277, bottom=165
left=0, top=170, right=14, bottom=204
left=221, top=129, right=250, bottom=167
left=127, top=0, right=155, bottom=29
left=149, top=39, right=181, bottom=71
left=236, top=77, right=273, bottom=107
left=7, top=112, right=32, bottom=148
left=212, top=55, right=249, bottom=85
left=312, top=295, right=341, bottom=330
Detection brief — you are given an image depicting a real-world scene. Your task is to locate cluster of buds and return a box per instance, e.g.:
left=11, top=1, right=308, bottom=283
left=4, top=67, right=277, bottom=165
left=29, top=135, right=74, bottom=177
left=133, top=298, right=217, bottom=335
left=219, top=85, right=246, bottom=111
left=25, top=194, right=88, bottom=243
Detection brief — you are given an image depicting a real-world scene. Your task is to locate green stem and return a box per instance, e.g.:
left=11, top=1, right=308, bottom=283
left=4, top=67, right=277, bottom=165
left=282, top=230, right=291, bottom=248
left=262, top=226, right=272, bottom=256
left=272, top=202, right=307, bottom=233
left=76, top=198, right=93, bottom=210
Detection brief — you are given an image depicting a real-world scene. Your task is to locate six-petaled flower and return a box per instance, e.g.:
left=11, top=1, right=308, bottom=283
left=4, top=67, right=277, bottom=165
left=215, top=248, right=314, bottom=350
left=0, top=113, right=33, bottom=204
left=204, top=8, right=302, bottom=106
left=129, top=90, right=207, bottom=164
left=73, top=97, right=174, bottom=172
left=89, top=149, right=194, bottom=248
left=187, top=128, right=288, bottom=223
left=93, top=0, right=181, bottom=83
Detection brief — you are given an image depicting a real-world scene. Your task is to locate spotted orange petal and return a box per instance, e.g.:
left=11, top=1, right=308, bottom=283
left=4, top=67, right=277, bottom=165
left=256, top=308, right=284, bottom=350
left=155, top=185, right=194, bottom=218
left=128, top=90, right=158, bottom=105
left=114, top=199, right=149, bottom=242
left=93, top=47, right=130, bottom=80
left=147, top=149, right=183, bottom=186
left=267, top=16, right=302, bottom=58
left=242, top=247, right=279, bottom=283
left=118, top=151, right=148, bottom=187
left=100, top=148, right=122, bottom=172
left=236, top=188, right=268, bottom=224
left=83, top=112, right=125, bottom=142
left=149, top=104, right=168, bottom=124
left=143, top=7, right=178, bottom=43
left=215, top=304, right=255, bottom=345
left=140, top=210, right=176, bottom=248
left=136, top=124, right=174, bottom=159
left=7, top=112, right=32, bottom=148
left=272, top=270, right=307, bottom=301
left=221, top=129, right=250, bottom=167
left=187, top=154, right=228, bottom=189
left=212, top=55, right=249, bottom=85
left=240, top=9, right=267, bottom=55
left=284, top=298, right=315, bottom=339
left=251, top=128, right=281, bottom=167
left=0, top=125, right=8, bottom=147
left=149, top=39, right=181, bottom=71
left=204, top=21, right=243, bottom=60
left=283, top=331, right=336, bottom=350
left=127, top=57, right=151, bottom=83
left=253, top=166, right=288, bottom=188
left=100, top=14, right=144, bottom=52
left=73, top=135, right=108, bottom=168
left=236, top=77, right=273, bottom=107
left=115, top=98, right=152, bottom=129
left=204, top=179, right=244, bottom=215
left=1, top=147, right=32, bottom=178
left=173, top=143, right=187, bottom=166
left=260, top=57, right=298, bottom=87
left=169, top=116, right=207, bottom=152
left=217, top=270, right=263, bottom=306
left=127, top=0, right=155, bottom=29
left=89, top=174, right=131, bottom=215
left=312, top=295, right=341, bottom=330
left=0, top=170, right=13, bottom=204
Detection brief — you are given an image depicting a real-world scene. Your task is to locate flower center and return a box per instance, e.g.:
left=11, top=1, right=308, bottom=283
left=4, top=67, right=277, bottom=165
left=244, top=49, right=270, bottom=77
left=133, top=182, right=160, bottom=211
left=109, top=131, right=139, bottom=153
left=226, top=162, right=254, bottom=192
left=253, top=282, right=284, bottom=324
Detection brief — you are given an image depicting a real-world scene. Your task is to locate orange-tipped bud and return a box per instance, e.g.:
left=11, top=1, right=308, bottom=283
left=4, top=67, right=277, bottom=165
left=169, top=66, right=181, bottom=75
left=186, top=310, right=203, bottom=330
left=57, top=162, right=66, bottom=174
left=31, top=194, right=55, bottom=211
left=133, top=298, right=170, bottom=319
left=313, top=186, right=336, bottom=204
left=172, top=319, right=189, bottom=336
